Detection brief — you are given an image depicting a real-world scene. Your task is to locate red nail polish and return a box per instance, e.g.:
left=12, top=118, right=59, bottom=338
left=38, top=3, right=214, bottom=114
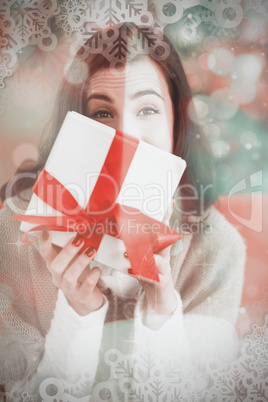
left=85, top=247, right=96, bottom=258
left=72, top=235, right=83, bottom=247
left=42, top=231, right=49, bottom=241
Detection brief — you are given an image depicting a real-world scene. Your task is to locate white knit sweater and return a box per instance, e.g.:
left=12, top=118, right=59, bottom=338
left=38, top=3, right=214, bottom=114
left=0, top=190, right=246, bottom=400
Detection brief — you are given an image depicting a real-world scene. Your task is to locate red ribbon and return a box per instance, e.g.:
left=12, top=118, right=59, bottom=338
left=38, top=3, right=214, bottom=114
left=13, top=130, right=181, bottom=281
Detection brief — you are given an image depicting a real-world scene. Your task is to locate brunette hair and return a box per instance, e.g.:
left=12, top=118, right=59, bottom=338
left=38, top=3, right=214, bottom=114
left=1, top=23, right=217, bottom=219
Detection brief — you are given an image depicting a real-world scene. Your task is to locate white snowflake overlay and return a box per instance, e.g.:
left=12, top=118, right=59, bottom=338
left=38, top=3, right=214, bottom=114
left=0, top=0, right=254, bottom=88
left=3, top=314, right=267, bottom=401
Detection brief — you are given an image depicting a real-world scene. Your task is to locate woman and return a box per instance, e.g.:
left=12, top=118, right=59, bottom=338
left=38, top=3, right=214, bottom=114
left=0, top=23, right=245, bottom=399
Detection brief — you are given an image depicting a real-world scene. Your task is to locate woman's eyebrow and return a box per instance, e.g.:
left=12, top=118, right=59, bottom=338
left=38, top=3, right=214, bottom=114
left=87, top=94, right=114, bottom=103
left=131, top=89, right=164, bottom=100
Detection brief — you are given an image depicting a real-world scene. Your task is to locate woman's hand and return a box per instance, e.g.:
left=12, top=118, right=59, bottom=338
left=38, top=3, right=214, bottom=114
left=129, top=246, right=177, bottom=316
left=39, top=232, right=105, bottom=316
left=129, top=203, right=178, bottom=316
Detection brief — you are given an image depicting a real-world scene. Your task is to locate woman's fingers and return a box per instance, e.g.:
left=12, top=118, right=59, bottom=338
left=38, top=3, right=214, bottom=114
left=79, top=266, right=102, bottom=297
left=39, top=231, right=58, bottom=265
left=63, top=247, right=96, bottom=290
left=39, top=231, right=104, bottom=315
left=128, top=270, right=157, bottom=285
left=127, top=246, right=171, bottom=281
left=154, top=252, right=171, bottom=275
left=49, top=235, right=85, bottom=277
left=64, top=265, right=103, bottom=316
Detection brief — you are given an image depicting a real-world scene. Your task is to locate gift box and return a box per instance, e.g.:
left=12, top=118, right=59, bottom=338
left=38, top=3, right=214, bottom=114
left=16, top=112, right=186, bottom=280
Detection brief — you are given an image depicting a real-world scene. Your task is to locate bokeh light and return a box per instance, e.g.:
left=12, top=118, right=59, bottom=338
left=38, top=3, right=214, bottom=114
left=186, top=69, right=203, bottom=92
left=193, top=97, right=209, bottom=119
left=64, top=59, right=89, bottom=84
left=203, top=123, right=221, bottom=141
left=210, top=89, right=238, bottom=120
left=233, top=54, right=262, bottom=83
left=198, top=52, right=216, bottom=70
left=230, top=81, right=256, bottom=105
left=240, top=130, right=259, bottom=149
left=210, top=140, right=230, bottom=158
left=188, top=95, right=210, bottom=124
left=12, top=143, right=38, bottom=167
left=210, top=47, right=234, bottom=75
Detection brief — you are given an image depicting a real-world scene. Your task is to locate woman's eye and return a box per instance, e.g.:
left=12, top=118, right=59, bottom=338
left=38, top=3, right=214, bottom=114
left=91, top=110, right=113, bottom=119
left=138, top=107, right=160, bottom=116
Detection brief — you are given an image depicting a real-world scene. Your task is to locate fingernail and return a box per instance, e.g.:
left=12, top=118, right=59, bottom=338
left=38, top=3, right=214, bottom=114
left=85, top=247, right=96, bottom=258
left=72, top=235, right=84, bottom=247
left=42, top=231, right=49, bottom=241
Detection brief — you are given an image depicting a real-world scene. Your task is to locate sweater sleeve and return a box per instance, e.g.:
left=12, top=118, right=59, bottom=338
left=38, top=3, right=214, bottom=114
left=134, top=290, right=191, bottom=362
left=174, top=208, right=247, bottom=325
left=5, top=289, right=109, bottom=400
left=133, top=288, right=238, bottom=371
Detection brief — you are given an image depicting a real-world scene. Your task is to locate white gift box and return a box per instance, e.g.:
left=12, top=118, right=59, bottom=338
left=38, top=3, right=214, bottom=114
left=20, top=111, right=186, bottom=273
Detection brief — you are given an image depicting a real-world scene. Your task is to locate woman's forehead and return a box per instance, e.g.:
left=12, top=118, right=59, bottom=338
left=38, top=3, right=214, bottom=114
left=88, top=58, right=168, bottom=95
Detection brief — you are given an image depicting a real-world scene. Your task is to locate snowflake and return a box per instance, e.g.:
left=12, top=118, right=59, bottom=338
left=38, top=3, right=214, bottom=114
left=247, top=380, right=268, bottom=401
left=178, top=4, right=216, bottom=43
left=0, top=0, right=58, bottom=85
left=3, top=317, right=268, bottom=400
left=78, top=23, right=169, bottom=65
left=205, top=363, right=248, bottom=402
left=241, top=5, right=268, bottom=45
left=245, top=315, right=268, bottom=379
left=206, top=23, right=240, bottom=40
left=55, top=0, right=151, bottom=37
left=0, top=0, right=248, bottom=86
left=125, top=0, right=144, bottom=18
left=91, top=348, right=208, bottom=401
left=64, top=373, right=93, bottom=399
left=8, top=0, right=58, bottom=48
left=94, top=0, right=150, bottom=27
left=206, top=315, right=268, bottom=400
left=54, top=0, right=87, bottom=36
left=0, top=55, right=12, bottom=89
left=21, top=392, right=36, bottom=402
left=245, top=0, right=268, bottom=15
left=198, top=5, right=216, bottom=24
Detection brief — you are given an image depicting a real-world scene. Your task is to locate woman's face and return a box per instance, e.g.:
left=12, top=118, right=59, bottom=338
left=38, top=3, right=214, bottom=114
left=86, top=58, right=174, bottom=153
